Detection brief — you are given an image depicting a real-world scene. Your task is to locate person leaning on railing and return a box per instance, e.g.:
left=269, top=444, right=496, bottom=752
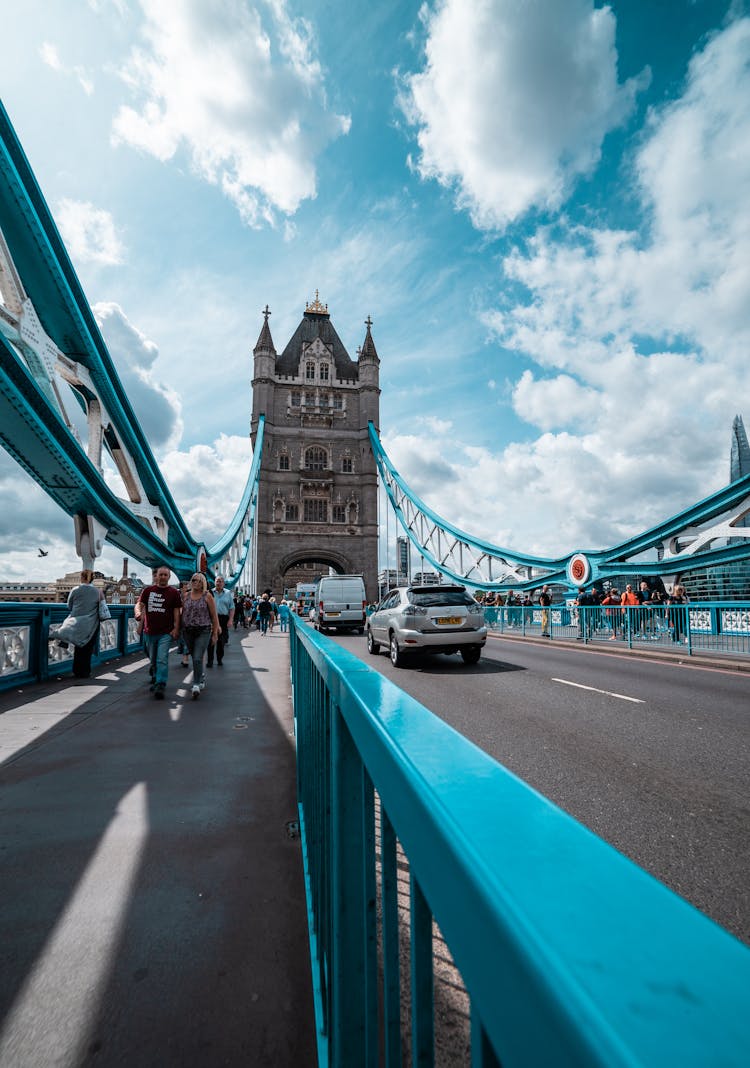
left=620, top=584, right=641, bottom=640
left=667, top=584, right=689, bottom=643
left=601, top=587, right=620, bottom=639
left=539, top=585, right=552, bottom=638
left=58, top=569, right=107, bottom=679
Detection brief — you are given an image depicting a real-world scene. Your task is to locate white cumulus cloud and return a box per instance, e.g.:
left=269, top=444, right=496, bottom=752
left=56, top=200, right=124, bottom=265
left=94, top=302, right=183, bottom=450
left=401, top=0, right=649, bottom=230
left=390, top=18, right=750, bottom=559
left=111, top=0, right=350, bottom=226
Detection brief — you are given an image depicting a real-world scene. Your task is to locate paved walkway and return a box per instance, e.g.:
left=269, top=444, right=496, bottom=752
left=0, top=627, right=316, bottom=1067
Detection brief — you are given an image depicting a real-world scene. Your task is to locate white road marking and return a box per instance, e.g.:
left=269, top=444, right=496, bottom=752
left=552, top=678, right=644, bottom=703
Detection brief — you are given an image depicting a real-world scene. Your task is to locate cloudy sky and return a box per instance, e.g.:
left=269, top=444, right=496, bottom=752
left=1, top=0, right=748, bottom=583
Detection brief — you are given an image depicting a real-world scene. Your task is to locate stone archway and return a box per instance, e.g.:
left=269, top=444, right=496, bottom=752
left=268, top=547, right=357, bottom=597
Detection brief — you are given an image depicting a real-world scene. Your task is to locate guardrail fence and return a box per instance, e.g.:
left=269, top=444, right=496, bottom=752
left=290, top=615, right=750, bottom=1067
left=0, top=603, right=141, bottom=692
left=483, top=601, right=750, bottom=657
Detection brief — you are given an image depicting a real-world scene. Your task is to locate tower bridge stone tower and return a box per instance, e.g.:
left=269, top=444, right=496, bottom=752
left=249, top=293, right=380, bottom=600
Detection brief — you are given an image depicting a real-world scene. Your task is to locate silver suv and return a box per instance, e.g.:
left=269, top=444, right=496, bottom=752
left=366, top=585, right=487, bottom=667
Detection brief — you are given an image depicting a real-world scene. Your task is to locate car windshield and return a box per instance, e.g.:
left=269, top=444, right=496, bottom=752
left=409, top=589, right=475, bottom=607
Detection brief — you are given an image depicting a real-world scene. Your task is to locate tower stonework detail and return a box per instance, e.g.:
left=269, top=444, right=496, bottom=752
left=249, top=295, right=380, bottom=600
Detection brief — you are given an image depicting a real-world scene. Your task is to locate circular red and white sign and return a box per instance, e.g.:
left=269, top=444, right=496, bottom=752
left=567, top=553, right=591, bottom=586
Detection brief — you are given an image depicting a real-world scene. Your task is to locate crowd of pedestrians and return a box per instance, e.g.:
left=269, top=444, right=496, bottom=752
left=129, top=569, right=297, bottom=702
left=474, top=580, right=690, bottom=643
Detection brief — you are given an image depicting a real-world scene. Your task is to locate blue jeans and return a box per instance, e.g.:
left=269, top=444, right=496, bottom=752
left=184, top=626, right=211, bottom=684
left=145, top=633, right=172, bottom=687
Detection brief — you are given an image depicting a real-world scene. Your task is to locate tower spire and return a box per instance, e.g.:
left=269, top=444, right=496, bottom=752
left=359, top=314, right=379, bottom=362
left=253, top=304, right=276, bottom=355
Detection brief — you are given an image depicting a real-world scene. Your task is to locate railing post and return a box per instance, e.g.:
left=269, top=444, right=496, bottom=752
left=381, top=808, right=401, bottom=1068
left=410, top=874, right=434, bottom=1066
left=330, top=706, right=371, bottom=1066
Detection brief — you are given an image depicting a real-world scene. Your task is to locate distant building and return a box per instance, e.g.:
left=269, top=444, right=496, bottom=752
left=676, top=414, right=750, bottom=601
left=0, top=580, right=56, bottom=602
left=378, top=569, right=399, bottom=598
left=396, top=536, right=411, bottom=585
left=411, top=570, right=440, bottom=586
left=730, top=413, right=750, bottom=483
left=0, top=558, right=144, bottom=604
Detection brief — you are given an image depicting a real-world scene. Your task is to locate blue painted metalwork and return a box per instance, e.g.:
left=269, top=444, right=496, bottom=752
left=369, top=422, right=750, bottom=592
left=290, top=614, right=750, bottom=1066
left=0, top=101, right=263, bottom=584
left=482, top=600, right=750, bottom=656
left=0, top=602, right=142, bottom=692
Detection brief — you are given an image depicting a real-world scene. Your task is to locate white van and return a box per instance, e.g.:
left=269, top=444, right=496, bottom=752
left=314, top=575, right=367, bottom=633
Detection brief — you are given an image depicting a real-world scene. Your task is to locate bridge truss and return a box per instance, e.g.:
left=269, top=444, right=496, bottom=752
left=0, top=101, right=261, bottom=586
left=369, top=423, right=750, bottom=592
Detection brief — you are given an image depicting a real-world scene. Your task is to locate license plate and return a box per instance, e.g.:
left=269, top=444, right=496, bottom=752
left=327, top=611, right=340, bottom=617
left=436, top=616, right=462, bottom=625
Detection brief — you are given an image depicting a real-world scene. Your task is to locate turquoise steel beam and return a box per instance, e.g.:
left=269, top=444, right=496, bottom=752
left=0, top=334, right=194, bottom=572
left=0, top=100, right=193, bottom=550
left=369, top=422, right=750, bottom=590
left=291, top=618, right=750, bottom=1065
left=0, top=101, right=263, bottom=584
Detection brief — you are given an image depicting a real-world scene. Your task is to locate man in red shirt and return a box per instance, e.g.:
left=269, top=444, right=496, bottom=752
left=135, top=564, right=182, bottom=699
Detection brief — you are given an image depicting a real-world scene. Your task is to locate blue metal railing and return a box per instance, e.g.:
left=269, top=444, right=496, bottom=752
left=483, top=601, right=750, bottom=657
left=0, top=602, right=142, bottom=692
left=290, top=615, right=750, bottom=1066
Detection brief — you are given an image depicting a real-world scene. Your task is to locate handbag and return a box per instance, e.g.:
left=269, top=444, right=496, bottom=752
left=98, top=598, right=111, bottom=621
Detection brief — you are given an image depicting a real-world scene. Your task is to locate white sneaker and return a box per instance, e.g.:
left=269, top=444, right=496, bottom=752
left=199, top=681, right=206, bottom=691
left=191, top=684, right=200, bottom=699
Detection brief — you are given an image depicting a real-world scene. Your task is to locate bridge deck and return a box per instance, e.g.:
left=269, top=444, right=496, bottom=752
left=0, top=629, right=315, bottom=1067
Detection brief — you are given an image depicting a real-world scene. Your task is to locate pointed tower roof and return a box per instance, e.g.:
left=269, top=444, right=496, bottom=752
left=275, top=292, right=358, bottom=379
left=253, top=304, right=276, bottom=355
left=359, top=315, right=379, bottom=362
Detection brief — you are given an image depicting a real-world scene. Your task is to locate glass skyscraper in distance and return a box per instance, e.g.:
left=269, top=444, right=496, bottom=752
left=730, top=413, right=750, bottom=484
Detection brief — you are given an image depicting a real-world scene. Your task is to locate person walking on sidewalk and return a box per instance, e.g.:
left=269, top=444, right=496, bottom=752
left=278, top=599, right=291, bottom=633
left=257, top=593, right=273, bottom=635
left=182, top=573, right=219, bottom=698
left=135, top=565, right=182, bottom=700
left=207, top=575, right=234, bottom=668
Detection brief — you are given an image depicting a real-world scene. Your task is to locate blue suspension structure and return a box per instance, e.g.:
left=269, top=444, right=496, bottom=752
left=369, top=422, right=750, bottom=592
left=0, top=101, right=261, bottom=586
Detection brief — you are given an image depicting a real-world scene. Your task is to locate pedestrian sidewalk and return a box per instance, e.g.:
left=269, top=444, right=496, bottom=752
left=0, top=628, right=316, bottom=1067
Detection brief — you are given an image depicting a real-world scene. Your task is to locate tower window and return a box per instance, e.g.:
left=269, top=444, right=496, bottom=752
left=305, top=361, right=315, bottom=380
left=278, top=455, right=290, bottom=471
left=332, top=395, right=343, bottom=410
left=291, top=392, right=301, bottom=406
left=285, top=504, right=298, bottom=521
left=320, top=363, right=329, bottom=381
left=341, top=457, right=353, bottom=473
left=304, top=499, right=328, bottom=522
left=332, top=505, right=346, bottom=523
left=304, top=446, right=328, bottom=471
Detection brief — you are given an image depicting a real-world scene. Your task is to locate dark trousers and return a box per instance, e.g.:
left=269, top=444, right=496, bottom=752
left=73, top=628, right=98, bottom=678
left=207, top=614, right=229, bottom=664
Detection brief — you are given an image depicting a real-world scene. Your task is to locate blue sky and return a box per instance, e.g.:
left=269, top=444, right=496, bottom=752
left=1, top=0, right=748, bottom=582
